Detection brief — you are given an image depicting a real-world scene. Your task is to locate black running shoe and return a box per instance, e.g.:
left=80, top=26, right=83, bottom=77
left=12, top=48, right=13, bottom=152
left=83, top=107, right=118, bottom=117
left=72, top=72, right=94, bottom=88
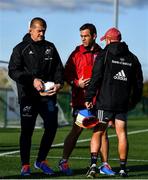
left=86, top=164, right=97, bottom=178
left=119, top=169, right=128, bottom=177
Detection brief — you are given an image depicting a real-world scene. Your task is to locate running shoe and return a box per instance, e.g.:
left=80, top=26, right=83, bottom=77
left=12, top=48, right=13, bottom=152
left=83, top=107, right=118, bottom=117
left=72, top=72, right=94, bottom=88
left=86, top=164, right=97, bottom=178
left=119, top=169, right=128, bottom=177
left=34, top=160, right=54, bottom=175
left=99, top=164, right=115, bottom=176
left=59, top=159, right=73, bottom=176
left=21, top=164, right=30, bottom=176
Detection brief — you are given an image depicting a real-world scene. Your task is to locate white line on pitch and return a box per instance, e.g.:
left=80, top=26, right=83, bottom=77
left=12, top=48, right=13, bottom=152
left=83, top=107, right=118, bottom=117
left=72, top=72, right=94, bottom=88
left=0, top=128, right=148, bottom=157
left=2, top=154, right=148, bottom=163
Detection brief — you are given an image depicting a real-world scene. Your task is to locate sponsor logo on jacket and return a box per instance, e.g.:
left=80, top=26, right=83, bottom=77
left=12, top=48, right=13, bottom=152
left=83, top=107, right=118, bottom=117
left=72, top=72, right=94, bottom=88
left=112, top=60, right=132, bottom=66
left=22, top=106, right=32, bottom=117
left=113, top=70, right=127, bottom=81
left=29, top=50, right=34, bottom=55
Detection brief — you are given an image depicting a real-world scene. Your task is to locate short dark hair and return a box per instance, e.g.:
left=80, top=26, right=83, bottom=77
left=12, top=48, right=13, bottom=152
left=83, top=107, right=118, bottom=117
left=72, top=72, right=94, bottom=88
left=30, top=17, right=47, bottom=29
left=80, top=23, right=97, bottom=36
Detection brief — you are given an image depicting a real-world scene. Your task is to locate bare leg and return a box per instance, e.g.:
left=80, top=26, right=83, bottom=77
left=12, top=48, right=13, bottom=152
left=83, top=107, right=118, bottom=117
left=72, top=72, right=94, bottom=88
left=86, top=125, right=107, bottom=178
left=115, top=119, right=128, bottom=161
left=99, top=128, right=116, bottom=175
left=62, top=119, right=83, bottom=160
left=100, top=130, right=109, bottom=163
left=90, top=131, right=103, bottom=153
left=90, top=124, right=107, bottom=159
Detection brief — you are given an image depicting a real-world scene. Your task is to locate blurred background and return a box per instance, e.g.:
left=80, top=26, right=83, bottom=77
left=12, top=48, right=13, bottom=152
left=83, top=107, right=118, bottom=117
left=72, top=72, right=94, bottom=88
left=0, top=0, right=148, bottom=128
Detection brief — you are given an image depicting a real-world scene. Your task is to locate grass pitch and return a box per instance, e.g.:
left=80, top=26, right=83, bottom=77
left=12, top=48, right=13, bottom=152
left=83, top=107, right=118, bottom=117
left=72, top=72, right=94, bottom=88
left=0, top=117, right=148, bottom=179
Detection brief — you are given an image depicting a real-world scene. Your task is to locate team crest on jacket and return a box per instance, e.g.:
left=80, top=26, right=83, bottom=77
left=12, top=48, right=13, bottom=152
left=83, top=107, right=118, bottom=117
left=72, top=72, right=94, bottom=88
left=44, top=48, right=53, bottom=60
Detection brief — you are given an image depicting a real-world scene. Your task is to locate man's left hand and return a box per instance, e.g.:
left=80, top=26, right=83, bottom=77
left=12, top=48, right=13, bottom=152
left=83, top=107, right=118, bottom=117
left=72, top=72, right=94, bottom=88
left=40, top=83, right=62, bottom=96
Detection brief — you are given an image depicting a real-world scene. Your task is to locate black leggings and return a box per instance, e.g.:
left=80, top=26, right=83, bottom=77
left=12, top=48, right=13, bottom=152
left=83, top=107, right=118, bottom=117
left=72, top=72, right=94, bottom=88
left=20, top=98, right=58, bottom=165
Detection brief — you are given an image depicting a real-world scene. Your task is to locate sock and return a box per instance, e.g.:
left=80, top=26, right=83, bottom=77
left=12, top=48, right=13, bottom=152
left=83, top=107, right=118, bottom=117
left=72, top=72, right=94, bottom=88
left=91, top=152, right=98, bottom=165
left=120, top=159, right=126, bottom=170
left=102, top=162, right=108, bottom=166
left=60, top=159, right=67, bottom=164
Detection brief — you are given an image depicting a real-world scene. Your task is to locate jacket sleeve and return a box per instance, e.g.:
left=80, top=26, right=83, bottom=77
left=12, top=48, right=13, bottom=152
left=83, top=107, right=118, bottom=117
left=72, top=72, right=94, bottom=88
left=52, top=45, right=64, bottom=86
left=128, top=55, right=143, bottom=110
left=64, top=52, right=79, bottom=87
left=85, top=53, right=105, bottom=102
left=8, top=46, right=34, bottom=85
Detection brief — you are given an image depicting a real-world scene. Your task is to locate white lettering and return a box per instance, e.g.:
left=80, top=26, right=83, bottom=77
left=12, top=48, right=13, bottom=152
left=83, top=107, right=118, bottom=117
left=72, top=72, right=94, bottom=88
left=112, top=60, right=132, bottom=66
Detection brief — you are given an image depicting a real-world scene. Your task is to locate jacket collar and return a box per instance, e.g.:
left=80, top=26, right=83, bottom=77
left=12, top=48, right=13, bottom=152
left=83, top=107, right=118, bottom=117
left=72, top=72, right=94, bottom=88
left=79, top=43, right=102, bottom=54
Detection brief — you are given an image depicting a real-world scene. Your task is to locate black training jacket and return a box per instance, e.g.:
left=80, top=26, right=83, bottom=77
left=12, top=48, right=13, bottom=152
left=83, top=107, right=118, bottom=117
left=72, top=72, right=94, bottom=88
left=8, top=33, right=64, bottom=102
left=85, top=42, right=143, bottom=112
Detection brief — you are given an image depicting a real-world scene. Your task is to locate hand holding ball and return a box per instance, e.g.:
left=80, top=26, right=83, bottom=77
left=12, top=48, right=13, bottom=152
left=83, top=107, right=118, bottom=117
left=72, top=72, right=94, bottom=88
left=39, top=82, right=55, bottom=96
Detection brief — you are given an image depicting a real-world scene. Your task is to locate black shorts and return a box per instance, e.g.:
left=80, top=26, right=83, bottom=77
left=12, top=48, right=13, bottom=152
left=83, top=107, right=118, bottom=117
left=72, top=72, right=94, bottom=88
left=97, top=110, right=127, bottom=123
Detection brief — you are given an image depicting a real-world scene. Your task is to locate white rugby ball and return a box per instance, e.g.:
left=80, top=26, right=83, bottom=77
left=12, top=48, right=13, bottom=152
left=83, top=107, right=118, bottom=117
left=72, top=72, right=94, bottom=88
left=44, top=82, right=55, bottom=92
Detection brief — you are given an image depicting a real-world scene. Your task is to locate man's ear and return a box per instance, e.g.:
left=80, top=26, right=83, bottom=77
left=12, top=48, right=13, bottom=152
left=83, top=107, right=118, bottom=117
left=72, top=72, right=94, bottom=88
left=93, top=34, right=97, bottom=40
left=28, top=21, right=31, bottom=33
left=28, top=28, right=31, bottom=33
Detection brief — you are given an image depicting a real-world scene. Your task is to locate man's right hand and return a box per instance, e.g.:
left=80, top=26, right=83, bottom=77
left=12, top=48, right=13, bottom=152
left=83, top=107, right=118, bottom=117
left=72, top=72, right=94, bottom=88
left=78, top=76, right=90, bottom=88
left=85, top=102, right=93, bottom=109
left=33, top=78, right=44, bottom=92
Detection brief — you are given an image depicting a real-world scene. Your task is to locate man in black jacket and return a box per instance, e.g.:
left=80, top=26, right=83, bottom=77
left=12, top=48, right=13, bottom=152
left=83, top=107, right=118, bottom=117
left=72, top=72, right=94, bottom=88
left=8, top=17, right=64, bottom=176
left=85, top=27, right=143, bottom=178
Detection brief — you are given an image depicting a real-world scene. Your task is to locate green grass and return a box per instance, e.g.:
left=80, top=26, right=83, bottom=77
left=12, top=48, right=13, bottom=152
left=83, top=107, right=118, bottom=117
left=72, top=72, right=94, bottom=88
left=0, top=117, right=148, bottom=179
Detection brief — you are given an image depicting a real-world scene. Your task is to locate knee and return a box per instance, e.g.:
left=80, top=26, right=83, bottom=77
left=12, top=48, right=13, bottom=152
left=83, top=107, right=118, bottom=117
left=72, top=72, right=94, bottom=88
left=67, top=126, right=82, bottom=141
left=21, top=127, right=34, bottom=139
left=45, top=121, right=58, bottom=132
left=73, top=124, right=83, bottom=135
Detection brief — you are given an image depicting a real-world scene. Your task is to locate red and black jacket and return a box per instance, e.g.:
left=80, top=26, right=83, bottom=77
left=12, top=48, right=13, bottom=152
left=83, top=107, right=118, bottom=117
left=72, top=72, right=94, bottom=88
left=64, top=44, right=102, bottom=107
